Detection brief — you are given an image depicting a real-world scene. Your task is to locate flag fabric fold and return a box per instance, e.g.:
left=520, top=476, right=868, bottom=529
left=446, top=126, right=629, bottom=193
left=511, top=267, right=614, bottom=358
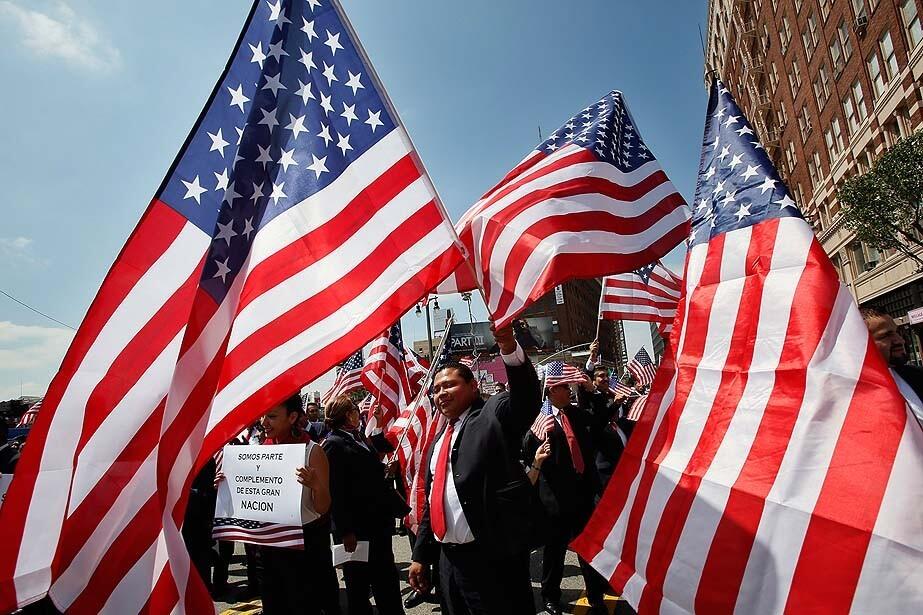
left=572, top=79, right=923, bottom=615
left=0, top=1, right=464, bottom=612
left=599, top=261, right=682, bottom=334
left=437, top=90, right=690, bottom=328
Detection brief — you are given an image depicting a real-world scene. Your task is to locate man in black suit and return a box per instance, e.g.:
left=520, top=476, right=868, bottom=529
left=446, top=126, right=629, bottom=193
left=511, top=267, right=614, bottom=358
left=524, top=378, right=611, bottom=615
left=862, top=307, right=923, bottom=425
left=322, top=398, right=405, bottom=615
left=408, top=323, right=542, bottom=615
left=577, top=363, right=632, bottom=492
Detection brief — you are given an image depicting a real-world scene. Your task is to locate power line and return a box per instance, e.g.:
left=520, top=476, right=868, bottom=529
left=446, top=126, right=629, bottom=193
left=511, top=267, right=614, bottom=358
left=0, top=288, right=76, bottom=330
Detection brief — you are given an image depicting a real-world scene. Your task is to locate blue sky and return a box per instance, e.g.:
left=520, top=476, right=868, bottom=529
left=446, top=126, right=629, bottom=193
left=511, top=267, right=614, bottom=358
left=0, top=0, right=707, bottom=399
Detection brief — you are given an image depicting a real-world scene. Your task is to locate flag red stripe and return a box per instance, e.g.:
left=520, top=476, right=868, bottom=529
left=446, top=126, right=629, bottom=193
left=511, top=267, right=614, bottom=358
left=218, top=204, right=444, bottom=388
left=199, top=245, right=460, bottom=460
left=637, top=225, right=774, bottom=613
left=237, top=154, right=421, bottom=312
left=0, top=201, right=190, bottom=607
left=783, top=342, right=906, bottom=614
left=138, top=564, right=178, bottom=615
left=609, top=235, right=726, bottom=592
left=694, top=237, right=838, bottom=613
left=495, top=224, right=690, bottom=328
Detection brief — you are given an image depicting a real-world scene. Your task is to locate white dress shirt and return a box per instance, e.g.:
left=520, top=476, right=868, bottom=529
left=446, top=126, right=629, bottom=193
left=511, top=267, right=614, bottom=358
left=429, top=342, right=526, bottom=544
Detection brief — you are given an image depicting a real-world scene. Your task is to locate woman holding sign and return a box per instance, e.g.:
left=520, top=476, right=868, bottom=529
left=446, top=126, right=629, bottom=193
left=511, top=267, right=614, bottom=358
left=260, top=394, right=340, bottom=615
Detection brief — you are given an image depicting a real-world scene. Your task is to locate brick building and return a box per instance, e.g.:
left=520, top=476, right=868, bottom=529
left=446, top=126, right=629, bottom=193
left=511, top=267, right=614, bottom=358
left=706, top=0, right=923, bottom=356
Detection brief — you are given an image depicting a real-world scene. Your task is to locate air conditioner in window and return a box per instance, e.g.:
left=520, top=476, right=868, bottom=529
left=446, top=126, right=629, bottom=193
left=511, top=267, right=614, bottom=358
left=854, top=14, right=869, bottom=35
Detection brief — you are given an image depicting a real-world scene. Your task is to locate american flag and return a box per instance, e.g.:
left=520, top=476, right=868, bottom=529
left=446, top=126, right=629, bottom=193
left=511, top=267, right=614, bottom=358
left=625, top=393, right=647, bottom=422
left=0, top=2, right=464, bottom=612
left=458, top=355, right=476, bottom=369
left=610, top=378, right=636, bottom=399
left=573, top=79, right=923, bottom=614
left=213, top=517, right=304, bottom=549
left=437, top=90, right=690, bottom=328
left=403, top=346, right=429, bottom=395
left=361, top=323, right=413, bottom=434
left=15, top=400, right=41, bottom=428
left=625, top=347, right=656, bottom=386
left=321, top=350, right=364, bottom=405
left=599, top=261, right=682, bottom=334
left=529, top=398, right=556, bottom=440
left=542, top=360, right=587, bottom=388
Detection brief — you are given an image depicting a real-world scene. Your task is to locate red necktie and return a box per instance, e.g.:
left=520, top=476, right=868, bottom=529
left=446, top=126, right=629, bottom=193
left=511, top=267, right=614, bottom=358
left=558, top=411, right=585, bottom=474
left=430, top=419, right=457, bottom=541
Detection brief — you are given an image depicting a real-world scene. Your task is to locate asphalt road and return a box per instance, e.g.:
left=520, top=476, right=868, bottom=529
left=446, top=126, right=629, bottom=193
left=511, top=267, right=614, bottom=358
left=215, top=533, right=631, bottom=614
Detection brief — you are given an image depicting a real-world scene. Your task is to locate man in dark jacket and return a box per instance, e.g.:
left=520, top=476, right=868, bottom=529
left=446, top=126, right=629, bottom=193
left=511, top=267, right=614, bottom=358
left=862, top=307, right=923, bottom=425
left=577, top=366, right=632, bottom=491
left=524, top=378, right=611, bottom=615
left=408, top=323, right=542, bottom=615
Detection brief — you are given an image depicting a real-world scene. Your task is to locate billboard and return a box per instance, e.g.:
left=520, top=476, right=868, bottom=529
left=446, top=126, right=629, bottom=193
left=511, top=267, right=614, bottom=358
left=445, top=317, right=555, bottom=354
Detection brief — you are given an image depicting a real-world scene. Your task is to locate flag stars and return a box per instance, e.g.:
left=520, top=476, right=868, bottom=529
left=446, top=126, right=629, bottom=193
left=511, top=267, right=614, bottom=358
left=249, top=42, right=267, bottom=68
left=295, top=79, right=315, bottom=105
left=227, top=84, right=250, bottom=112
left=306, top=0, right=322, bottom=11
left=301, top=17, right=317, bottom=40
left=345, top=71, right=364, bottom=96
left=269, top=181, right=287, bottom=205
left=182, top=176, right=207, bottom=204
left=713, top=106, right=727, bottom=119
left=365, top=109, right=383, bottom=132
left=324, top=30, right=344, bottom=55
left=213, top=258, right=231, bottom=283
left=285, top=113, right=309, bottom=139
left=704, top=165, right=716, bottom=180
left=740, top=164, right=760, bottom=181
left=262, top=72, right=287, bottom=97
left=712, top=179, right=726, bottom=195
left=336, top=132, right=353, bottom=155
left=235, top=126, right=245, bottom=145
left=723, top=114, right=740, bottom=128
left=735, top=202, right=752, bottom=221
left=242, top=217, right=255, bottom=240
left=720, top=190, right=737, bottom=207
left=318, top=122, right=332, bottom=146
left=320, top=92, right=334, bottom=115
left=774, top=193, right=797, bottom=209
left=735, top=125, right=754, bottom=137
left=266, top=0, right=290, bottom=28
left=250, top=181, right=265, bottom=204
left=278, top=148, right=298, bottom=172
left=717, top=145, right=731, bottom=161
left=711, top=136, right=720, bottom=150
left=255, top=144, right=273, bottom=168
left=322, top=62, right=338, bottom=86
left=267, top=40, right=289, bottom=63
left=258, top=107, right=279, bottom=132
left=207, top=128, right=230, bottom=157
left=341, top=102, right=358, bottom=126
left=298, top=48, right=317, bottom=72
left=727, top=153, right=743, bottom=170
left=758, top=176, right=778, bottom=194
left=214, top=168, right=229, bottom=192
left=215, top=219, right=237, bottom=245
left=308, top=154, right=329, bottom=178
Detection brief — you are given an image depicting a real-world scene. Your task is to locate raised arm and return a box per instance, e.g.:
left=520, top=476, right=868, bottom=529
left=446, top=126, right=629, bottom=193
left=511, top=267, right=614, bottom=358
left=492, top=322, right=542, bottom=443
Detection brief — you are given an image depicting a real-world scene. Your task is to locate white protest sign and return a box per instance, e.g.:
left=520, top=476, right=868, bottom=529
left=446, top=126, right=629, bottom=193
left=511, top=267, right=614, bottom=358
left=0, top=474, right=13, bottom=511
left=215, top=444, right=306, bottom=525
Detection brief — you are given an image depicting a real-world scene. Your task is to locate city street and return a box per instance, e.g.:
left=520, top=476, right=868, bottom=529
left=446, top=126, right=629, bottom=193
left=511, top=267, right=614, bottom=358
left=215, top=534, right=630, bottom=615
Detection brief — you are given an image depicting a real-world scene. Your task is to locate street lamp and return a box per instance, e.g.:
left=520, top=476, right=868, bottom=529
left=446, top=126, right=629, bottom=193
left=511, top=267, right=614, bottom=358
left=415, top=296, right=440, bottom=359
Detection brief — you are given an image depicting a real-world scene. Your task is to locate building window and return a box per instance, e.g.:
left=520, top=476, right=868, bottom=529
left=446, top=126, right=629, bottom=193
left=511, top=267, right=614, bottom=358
left=902, top=0, right=922, bottom=49
left=808, top=150, right=822, bottom=188
left=780, top=16, right=792, bottom=54
left=830, top=117, right=844, bottom=157
left=785, top=140, right=798, bottom=174
left=838, top=20, right=853, bottom=61
left=868, top=51, right=885, bottom=97
left=813, top=64, right=831, bottom=107
left=778, top=101, right=788, bottom=125
left=798, top=104, right=812, bottom=140
left=788, top=57, right=802, bottom=96
left=769, top=61, right=779, bottom=91
left=802, top=14, right=818, bottom=58
left=851, top=79, right=868, bottom=121
left=795, top=0, right=803, bottom=13
left=851, top=0, right=866, bottom=18
left=880, top=31, right=899, bottom=80
left=843, top=94, right=858, bottom=133
left=819, top=0, right=832, bottom=21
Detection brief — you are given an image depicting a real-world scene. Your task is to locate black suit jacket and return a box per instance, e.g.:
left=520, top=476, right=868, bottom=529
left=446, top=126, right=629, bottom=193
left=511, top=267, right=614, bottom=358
left=322, top=429, right=394, bottom=540
left=522, top=402, right=601, bottom=533
left=413, top=359, right=542, bottom=564
left=894, top=364, right=923, bottom=403
left=577, top=387, right=634, bottom=489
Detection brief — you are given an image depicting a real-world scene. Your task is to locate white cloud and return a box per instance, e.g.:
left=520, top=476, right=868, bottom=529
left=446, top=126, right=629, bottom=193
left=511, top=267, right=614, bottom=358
left=0, top=321, right=74, bottom=371
left=0, top=1, right=121, bottom=72
left=0, top=236, right=47, bottom=267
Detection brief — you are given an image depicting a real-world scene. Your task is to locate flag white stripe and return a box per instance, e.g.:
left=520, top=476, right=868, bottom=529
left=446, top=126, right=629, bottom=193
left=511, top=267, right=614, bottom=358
left=208, top=226, right=452, bottom=429
left=246, top=130, right=412, bottom=270
left=99, top=536, right=159, bottom=615
left=228, top=176, right=433, bottom=349
left=15, top=223, right=207, bottom=598
left=660, top=226, right=807, bottom=608
left=497, top=207, right=691, bottom=320
left=69, top=331, right=184, bottom=513
left=736, top=283, right=869, bottom=615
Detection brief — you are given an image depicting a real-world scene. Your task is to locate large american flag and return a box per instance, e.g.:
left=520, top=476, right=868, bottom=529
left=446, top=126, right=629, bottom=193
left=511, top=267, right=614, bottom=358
left=625, top=347, right=656, bottom=386
left=321, top=349, right=364, bottom=406
left=599, top=261, right=682, bottom=334
left=0, top=1, right=464, bottom=612
left=573, top=79, right=923, bottom=614
left=361, top=323, right=413, bottom=434
left=437, top=90, right=690, bottom=328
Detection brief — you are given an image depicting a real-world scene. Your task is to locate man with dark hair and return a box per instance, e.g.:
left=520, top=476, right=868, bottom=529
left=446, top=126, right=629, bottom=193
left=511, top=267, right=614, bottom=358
left=861, top=307, right=923, bottom=423
left=408, top=323, right=542, bottom=615
left=578, top=366, right=631, bottom=491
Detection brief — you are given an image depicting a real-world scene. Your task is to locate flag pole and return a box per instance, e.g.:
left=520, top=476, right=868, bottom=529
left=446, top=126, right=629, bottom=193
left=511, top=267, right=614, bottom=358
left=389, top=314, right=455, bottom=461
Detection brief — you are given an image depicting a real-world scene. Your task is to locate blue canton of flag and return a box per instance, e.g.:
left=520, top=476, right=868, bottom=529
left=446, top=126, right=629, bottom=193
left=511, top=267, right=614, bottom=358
left=159, top=0, right=397, bottom=304
left=690, top=81, right=801, bottom=246
left=340, top=349, right=364, bottom=372
left=537, top=91, right=653, bottom=173
left=633, top=262, right=657, bottom=284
